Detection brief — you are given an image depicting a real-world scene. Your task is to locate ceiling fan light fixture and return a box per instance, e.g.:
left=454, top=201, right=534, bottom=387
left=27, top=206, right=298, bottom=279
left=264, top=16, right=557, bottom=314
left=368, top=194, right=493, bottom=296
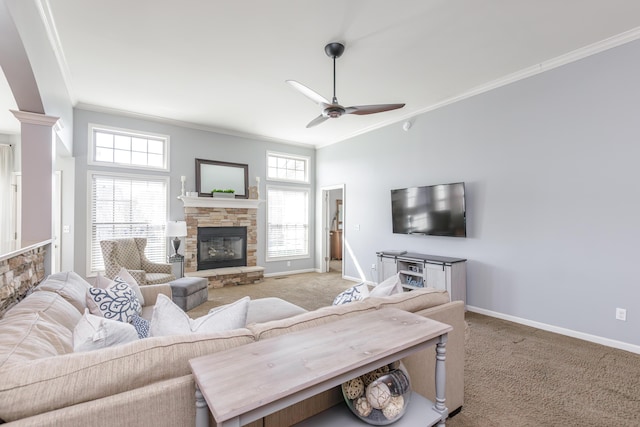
left=287, top=42, right=405, bottom=128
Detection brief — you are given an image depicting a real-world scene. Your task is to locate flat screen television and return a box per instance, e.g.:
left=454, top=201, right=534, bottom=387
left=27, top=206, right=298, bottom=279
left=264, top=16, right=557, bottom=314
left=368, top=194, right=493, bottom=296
left=391, top=182, right=466, bottom=237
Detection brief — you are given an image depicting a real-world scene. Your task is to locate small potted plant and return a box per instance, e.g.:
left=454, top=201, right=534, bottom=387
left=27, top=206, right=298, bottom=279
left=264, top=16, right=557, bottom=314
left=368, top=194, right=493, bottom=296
left=211, top=188, right=236, bottom=198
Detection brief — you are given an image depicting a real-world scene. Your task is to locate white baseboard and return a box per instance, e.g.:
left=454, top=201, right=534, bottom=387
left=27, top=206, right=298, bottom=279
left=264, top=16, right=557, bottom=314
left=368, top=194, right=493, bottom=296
left=343, top=275, right=371, bottom=285
left=467, top=305, right=640, bottom=355
left=263, top=268, right=316, bottom=278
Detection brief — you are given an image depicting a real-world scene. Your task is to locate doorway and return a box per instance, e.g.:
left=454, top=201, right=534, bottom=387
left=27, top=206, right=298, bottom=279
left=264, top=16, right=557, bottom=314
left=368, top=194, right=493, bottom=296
left=321, top=185, right=344, bottom=275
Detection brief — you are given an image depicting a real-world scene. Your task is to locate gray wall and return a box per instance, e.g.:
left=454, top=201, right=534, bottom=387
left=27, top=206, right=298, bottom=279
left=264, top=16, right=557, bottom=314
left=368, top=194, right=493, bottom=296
left=73, top=109, right=316, bottom=278
left=316, top=39, right=640, bottom=349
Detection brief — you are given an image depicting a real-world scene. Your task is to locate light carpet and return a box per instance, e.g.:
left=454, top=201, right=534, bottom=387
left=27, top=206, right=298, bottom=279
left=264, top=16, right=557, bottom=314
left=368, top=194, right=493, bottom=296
left=187, top=272, right=640, bottom=426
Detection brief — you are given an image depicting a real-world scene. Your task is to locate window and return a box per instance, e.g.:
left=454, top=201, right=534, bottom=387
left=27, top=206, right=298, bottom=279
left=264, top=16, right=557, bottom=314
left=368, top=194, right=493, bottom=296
left=266, top=186, right=309, bottom=260
left=88, top=172, right=168, bottom=275
left=89, top=124, right=169, bottom=171
left=267, top=152, right=309, bottom=183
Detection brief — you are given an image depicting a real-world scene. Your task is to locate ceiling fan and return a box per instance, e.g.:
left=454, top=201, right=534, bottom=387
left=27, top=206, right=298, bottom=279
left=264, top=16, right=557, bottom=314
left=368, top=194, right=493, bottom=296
left=286, top=42, right=405, bottom=128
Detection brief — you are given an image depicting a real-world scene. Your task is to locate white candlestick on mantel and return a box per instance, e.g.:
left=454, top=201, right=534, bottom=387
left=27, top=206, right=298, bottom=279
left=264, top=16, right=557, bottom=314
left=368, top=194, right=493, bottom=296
left=180, top=176, right=186, bottom=198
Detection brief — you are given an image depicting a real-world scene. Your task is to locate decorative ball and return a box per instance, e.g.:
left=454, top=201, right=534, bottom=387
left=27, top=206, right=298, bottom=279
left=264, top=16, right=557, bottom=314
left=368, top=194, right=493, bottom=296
left=342, top=377, right=365, bottom=400
left=354, top=396, right=373, bottom=417
left=361, top=366, right=388, bottom=386
left=342, top=361, right=411, bottom=425
left=365, top=381, right=391, bottom=409
left=382, top=395, right=404, bottom=420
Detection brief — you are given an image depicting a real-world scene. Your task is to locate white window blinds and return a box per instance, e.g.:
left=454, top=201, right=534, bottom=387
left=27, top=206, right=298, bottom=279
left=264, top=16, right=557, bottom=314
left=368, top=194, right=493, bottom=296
left=89, top=172, right=168, bottom=274
left=266, top=186, right=309, bottom=260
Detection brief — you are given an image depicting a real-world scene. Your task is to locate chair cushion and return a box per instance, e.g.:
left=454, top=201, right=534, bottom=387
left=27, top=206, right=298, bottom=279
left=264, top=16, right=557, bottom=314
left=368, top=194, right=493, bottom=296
left=146, top=272, right=176, bottom=285
left=115, top=238, right=142, bottom=271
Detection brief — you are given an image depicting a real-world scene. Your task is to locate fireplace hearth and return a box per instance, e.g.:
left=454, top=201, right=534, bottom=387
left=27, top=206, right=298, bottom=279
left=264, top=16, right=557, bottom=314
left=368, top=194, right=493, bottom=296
left=197, top=226, right=247, bottom=270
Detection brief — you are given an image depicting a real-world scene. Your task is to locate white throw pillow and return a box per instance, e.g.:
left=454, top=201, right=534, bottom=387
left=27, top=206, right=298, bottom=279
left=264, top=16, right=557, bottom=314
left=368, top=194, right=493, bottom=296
left=333, top=283, right=370, bottom=305
left=86, top=280, right=142, bottom=322
left=369, top=273, right=404, bottom=298
left=149, top=294, right=250, bottom=337
left=73, top=309, right=139, bottom=352
left=96, top=270, right=145, bottom=306
left=94, top=272, right=112, bottom=288
left=115, top=268, right=146, bottom=306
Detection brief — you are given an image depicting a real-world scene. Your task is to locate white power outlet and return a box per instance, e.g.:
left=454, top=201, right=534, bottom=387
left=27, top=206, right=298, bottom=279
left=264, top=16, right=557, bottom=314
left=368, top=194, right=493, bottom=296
left=615, top=308, right=627, bottom=321
left=371, top=263, right=376, bottom=270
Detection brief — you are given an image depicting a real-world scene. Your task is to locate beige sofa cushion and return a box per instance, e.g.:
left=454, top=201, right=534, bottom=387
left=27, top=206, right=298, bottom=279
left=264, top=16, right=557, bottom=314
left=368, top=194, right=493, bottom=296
left=3, top=291, right=82, bottom=333
left=0, top=328, right=255, bottom=422
left=246, top=297, right=308, bottom=324
left=367, top=287, right=450, bottom=312
left=248, top=288, right=450, bottom=341
left=0, top=312, right=74, bottom=369
left=248, top=297, right=378, bottom=340
left=34, top=271, right=92, bottom=314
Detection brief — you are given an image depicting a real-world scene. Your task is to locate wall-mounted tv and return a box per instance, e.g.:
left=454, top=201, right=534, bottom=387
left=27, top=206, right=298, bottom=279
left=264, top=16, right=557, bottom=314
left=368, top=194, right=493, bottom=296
left=391, top=182, right=466, bottom=237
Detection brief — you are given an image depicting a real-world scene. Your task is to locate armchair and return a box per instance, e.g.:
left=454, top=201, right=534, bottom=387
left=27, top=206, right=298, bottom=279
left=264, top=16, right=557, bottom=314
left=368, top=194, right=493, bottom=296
left=100, top=238, right=176, bottom=285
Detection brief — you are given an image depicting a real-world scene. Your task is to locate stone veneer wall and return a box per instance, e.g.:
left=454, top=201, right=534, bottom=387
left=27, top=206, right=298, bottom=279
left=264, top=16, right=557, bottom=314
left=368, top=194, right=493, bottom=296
left=0, top=246, right=47, bottom=316
left=184, top=207, right=257, bottom=273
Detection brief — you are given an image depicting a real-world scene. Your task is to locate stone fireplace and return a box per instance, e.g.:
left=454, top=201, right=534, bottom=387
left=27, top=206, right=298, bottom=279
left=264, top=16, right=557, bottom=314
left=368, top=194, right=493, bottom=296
left=181, top=197, right=263, bottom=288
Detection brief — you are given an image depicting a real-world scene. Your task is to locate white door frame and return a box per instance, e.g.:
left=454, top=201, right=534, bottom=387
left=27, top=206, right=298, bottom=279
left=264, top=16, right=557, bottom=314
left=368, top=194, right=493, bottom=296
left=12, top=172, right=21, bottom=249
left=320, top=184, right=345, bottom=275
left=52, top=171, right=62, bottom=273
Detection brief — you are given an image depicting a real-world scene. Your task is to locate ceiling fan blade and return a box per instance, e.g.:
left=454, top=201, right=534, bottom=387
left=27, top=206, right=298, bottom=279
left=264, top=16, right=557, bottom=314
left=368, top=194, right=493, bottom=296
left=306, top=115, right=329, bottom=128
left=344, top=103, right=405, bottom=115
left=286, top=80, right=331, bottom=105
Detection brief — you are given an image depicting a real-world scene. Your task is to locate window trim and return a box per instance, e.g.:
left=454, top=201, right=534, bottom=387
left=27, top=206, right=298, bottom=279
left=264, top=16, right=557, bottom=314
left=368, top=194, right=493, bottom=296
left=265, top=184, right=310, bottom=262
left=88, top=123, right=171, bottom=171
left=266, top=151, right=310, bottom=184
left=86, top=170, right=170, bottom=276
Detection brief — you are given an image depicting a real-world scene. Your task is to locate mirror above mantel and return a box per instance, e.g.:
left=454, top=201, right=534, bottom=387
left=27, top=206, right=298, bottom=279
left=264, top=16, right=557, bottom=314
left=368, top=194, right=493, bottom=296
left=195, top=158, right=248, bottom=198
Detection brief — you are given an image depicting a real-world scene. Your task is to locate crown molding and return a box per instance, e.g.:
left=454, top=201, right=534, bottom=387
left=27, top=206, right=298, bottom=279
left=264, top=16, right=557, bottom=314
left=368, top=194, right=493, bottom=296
left=10, top=110, right=59, bottom=127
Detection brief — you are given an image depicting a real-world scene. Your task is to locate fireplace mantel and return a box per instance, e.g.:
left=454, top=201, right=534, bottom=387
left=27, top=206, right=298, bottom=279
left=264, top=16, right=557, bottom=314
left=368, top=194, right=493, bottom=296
left=179, top=196, right=263, bottom=209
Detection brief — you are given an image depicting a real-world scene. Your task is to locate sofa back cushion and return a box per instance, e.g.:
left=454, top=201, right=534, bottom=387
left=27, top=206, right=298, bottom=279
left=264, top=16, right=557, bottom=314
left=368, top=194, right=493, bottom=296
left=249, top=288, right=450, bottom=342
left=0, top=329, right=255, bottom=422
left=34, top=271, right=92, bottom=314
left=0, top=312, right=74, bottom=369
left=0, top=291, right=81, bottom=368
left=249, top=298, right=378, bottom=340
left=367, top=287, right=450, bottom=312
left=3, top=290, right=82, bottom=333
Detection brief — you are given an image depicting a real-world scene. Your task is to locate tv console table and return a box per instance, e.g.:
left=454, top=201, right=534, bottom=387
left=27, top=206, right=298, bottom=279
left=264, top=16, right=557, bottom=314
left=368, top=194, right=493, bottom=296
left=189, top=308, right=451, bottom=427
left=377, top=251, right=467, bottom=306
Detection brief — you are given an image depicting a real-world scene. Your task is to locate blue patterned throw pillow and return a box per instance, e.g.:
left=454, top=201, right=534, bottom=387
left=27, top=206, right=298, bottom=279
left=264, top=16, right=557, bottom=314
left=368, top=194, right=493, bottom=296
left=333, top=283, right=370, bottom=305
left=87, top=281, right=142, bottom=323
left=130, top=314, right=150, bottom=339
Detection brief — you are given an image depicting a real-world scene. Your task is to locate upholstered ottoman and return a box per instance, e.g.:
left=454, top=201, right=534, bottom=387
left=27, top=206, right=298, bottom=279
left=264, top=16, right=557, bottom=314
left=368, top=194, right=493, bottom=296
left=169, top=277, right=208, bottom=311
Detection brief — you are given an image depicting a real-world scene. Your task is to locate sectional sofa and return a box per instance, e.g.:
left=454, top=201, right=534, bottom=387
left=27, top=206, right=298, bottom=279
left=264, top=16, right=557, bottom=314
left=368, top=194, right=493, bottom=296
left=0, top=271, right=465, bottom=426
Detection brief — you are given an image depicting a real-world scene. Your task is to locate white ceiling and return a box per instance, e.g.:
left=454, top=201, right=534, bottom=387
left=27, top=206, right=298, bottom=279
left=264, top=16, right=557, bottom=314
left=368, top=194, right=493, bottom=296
left=3, top=1, right=640, bottom=146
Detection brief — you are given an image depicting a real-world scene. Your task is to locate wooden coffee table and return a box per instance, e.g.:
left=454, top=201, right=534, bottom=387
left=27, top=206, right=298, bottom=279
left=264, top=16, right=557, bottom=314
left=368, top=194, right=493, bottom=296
left=189, top=307, right=452, bottom=427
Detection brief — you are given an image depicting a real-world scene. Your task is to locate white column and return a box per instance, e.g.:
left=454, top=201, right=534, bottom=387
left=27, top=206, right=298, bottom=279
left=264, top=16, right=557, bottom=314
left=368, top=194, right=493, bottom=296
left=10, top=110, right=59, bottom=247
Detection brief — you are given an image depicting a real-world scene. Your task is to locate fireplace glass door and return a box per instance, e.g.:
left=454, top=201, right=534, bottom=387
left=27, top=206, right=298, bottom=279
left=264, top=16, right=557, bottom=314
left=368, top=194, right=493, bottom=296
left=197, top=226, right=247, bottom=270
